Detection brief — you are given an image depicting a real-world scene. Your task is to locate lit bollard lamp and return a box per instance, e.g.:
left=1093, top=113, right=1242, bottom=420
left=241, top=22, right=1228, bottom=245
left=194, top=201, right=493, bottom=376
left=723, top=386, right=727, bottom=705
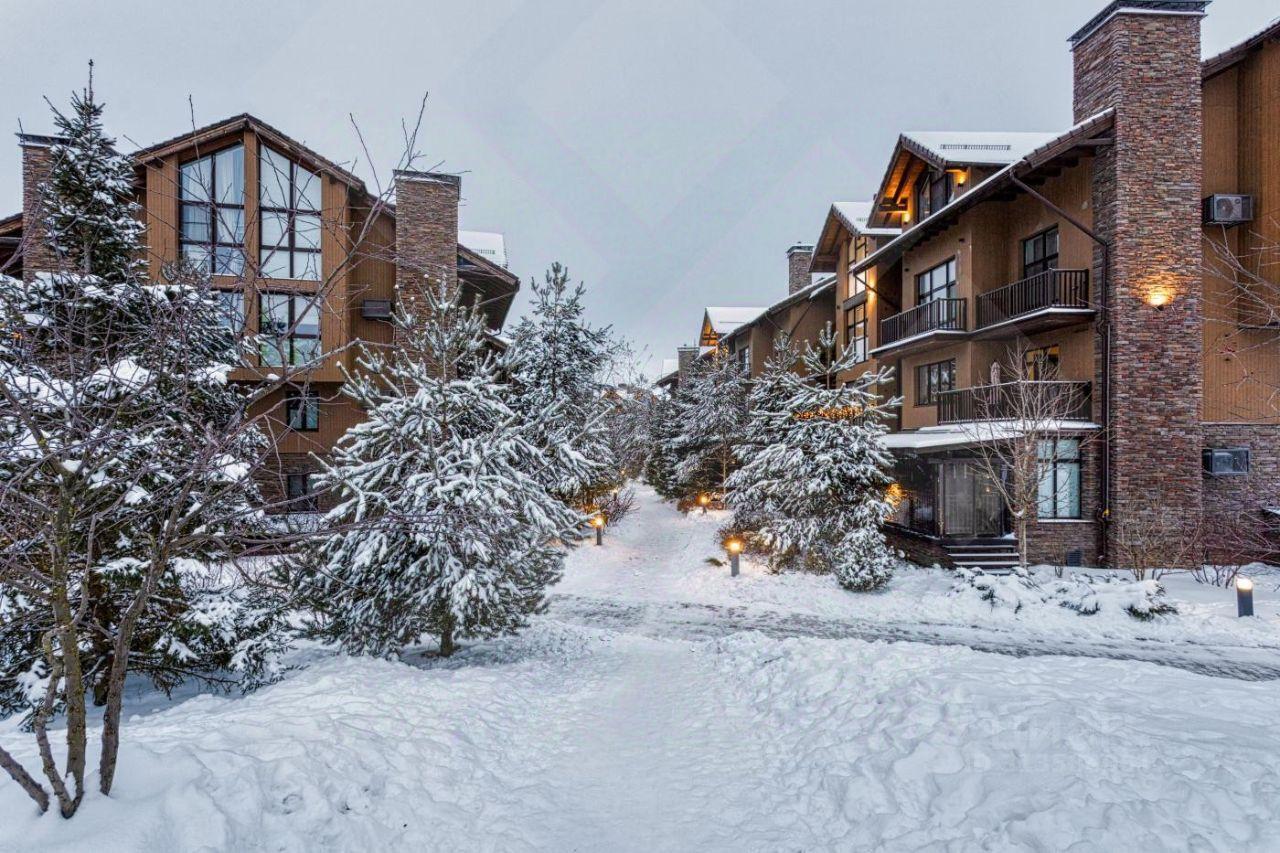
left=697, top=493, right=711, bottom=515
left=1237, top=576, right=1254, bottom=617
left=591, top=514, right=605, bottom=546
left=725, top=537, right=743, bottom=577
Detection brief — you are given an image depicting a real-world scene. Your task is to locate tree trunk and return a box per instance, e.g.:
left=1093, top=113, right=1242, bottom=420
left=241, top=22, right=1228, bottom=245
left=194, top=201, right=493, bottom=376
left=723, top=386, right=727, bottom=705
left=49, top=576, right=87, bottom=817
left=0, top=744, right=49, bottom=814
left=439, top=621, right=456, bottom=657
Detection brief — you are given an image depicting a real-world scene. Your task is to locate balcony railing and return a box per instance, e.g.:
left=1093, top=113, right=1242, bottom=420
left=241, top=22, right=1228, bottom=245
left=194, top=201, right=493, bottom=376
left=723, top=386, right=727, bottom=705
left=937, top=380, right=1092, bottom=425
left=976, top=269, right=1089, bottom=329
left=879, top=298, right=967, bottom=348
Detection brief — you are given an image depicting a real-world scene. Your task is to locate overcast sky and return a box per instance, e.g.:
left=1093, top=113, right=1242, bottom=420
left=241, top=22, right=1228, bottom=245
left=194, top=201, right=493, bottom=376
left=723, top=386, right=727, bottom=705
left=0, top=0, right=1272, bottom=375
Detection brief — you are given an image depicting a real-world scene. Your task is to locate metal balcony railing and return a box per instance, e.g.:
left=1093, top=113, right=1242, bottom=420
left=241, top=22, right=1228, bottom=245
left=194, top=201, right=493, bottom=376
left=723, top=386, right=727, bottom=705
left=976, top=269, right=1089, bottom=329
left=879, top=298, right=967, bottom=348
left=936, top=380, right=1092, bottom=424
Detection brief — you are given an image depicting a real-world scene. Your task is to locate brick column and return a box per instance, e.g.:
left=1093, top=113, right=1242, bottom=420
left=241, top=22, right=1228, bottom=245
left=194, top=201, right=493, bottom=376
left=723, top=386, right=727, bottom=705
left=393, top=170, right=460, bottom=333
left=1070, top=2, right=1208, bottom=564
left=787, top=244, right=814, bottom=294
left=19, top=136, right=59, bottom=280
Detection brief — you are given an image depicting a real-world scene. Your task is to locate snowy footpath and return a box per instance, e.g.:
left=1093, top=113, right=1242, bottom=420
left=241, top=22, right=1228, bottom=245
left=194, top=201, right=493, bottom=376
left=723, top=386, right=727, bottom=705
left=4, top=486, right=1280, bottom=851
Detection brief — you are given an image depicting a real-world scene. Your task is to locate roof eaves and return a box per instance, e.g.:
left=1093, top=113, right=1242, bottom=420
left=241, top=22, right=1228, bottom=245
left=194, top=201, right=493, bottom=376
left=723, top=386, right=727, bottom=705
left=1202, top=17, right=1280, bottom=79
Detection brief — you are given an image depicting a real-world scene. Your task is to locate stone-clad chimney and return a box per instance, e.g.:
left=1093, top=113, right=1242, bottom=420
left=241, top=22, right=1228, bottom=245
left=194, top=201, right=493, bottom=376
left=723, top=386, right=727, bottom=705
left=677, top=345, right=700, bottom=380
left=787, top=244, right=814, bottom=294
left=19, top=135, right=62, bottom=280
left=393, top=170, right=460, bottom=328
left=1069, top=1, right=1208, bottom=562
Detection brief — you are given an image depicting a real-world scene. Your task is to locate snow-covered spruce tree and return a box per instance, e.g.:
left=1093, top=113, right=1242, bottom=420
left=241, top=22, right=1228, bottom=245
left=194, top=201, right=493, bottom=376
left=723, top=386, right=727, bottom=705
left=0, top=82, right=268, bottom=815
left=643, top=391, right=681, bottom=498
left=295, top=279, right=583, bottom=658
left=503, top=263, right=616, bottom=509
left=667, top=351, right=750, bottom=499
left=725, top=326, right=899, bottom=590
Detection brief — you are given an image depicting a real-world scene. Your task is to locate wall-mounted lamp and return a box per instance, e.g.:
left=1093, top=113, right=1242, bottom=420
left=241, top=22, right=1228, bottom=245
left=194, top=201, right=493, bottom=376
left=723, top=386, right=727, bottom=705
left=1146, top=288, right=1174, bottom=310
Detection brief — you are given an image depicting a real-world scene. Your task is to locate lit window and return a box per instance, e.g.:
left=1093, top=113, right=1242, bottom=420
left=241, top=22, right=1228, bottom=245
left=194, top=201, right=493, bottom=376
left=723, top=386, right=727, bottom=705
left=180, top=145, right=245, bottom=275
left=259, top=145, right=322, bottom=281
left=1037, top=439, right=1081, bottom=519
left=1023, top=345, right=1060, bottom=380
left=259, top=292, right=321, bottom=366
left=846, top=303, right=867, bottom=363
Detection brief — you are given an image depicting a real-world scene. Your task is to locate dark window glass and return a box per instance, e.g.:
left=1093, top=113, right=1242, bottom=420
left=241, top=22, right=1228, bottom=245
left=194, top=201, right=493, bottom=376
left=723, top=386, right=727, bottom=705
left=216, top=290, right=245, bottom=331
left=1023, top=345, right=1060, bottom=380
left=1037, top=438, right=1081, bottom=519
left=1023, top=227, right=1060, bottom=278
left=286, top=386, right=320, bottom=431
left=846, top=303, right=867, bottom=363
left=916, top=258, right=958, bottom=305
left=179, top=145, right=245, bottom=276
left=259, top=292, right=322, bottom=366
left=286, top=473, right=318, bottom=512
left=915, top=358, right=956, bottom=405
left=259, top=145, right=322, bottom=281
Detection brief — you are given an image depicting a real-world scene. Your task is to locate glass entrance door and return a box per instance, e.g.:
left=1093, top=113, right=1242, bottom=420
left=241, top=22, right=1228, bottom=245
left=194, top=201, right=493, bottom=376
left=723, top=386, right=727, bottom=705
left=940, top=461, right=1005, bottom=538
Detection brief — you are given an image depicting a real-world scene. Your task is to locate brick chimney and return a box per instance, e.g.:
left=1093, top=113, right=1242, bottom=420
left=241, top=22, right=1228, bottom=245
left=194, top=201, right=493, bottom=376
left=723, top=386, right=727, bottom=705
left=1069, top=1, right=1208, bottom=562
left=787, top=244, right=814, bottom=294
left=19, top=135, right=61, bottom=280
left=393, top=170, right=460, bottom=328
left=677, top=345, right=700, bottom=380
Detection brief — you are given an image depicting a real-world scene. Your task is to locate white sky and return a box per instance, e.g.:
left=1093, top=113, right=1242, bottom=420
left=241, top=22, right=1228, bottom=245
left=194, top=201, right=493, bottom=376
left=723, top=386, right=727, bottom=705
left=0, top=0, right=1273, bottom=376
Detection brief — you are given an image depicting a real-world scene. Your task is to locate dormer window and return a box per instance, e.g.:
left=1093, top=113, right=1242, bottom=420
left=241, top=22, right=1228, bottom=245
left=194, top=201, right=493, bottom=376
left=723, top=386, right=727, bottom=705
left=179, top=145, right=245, bottom=276
left=914, top=170, right=953, bottom=222
left=259, top=145, right=322, bottom=281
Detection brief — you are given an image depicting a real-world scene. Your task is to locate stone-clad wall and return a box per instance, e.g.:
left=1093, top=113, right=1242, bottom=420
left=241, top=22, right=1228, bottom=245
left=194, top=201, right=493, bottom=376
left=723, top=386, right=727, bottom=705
left=20, top=139, right=58, bottom=279
left=393, top=170, right=460, bottom=333
left=1073, top=7, right=1206, bottom=566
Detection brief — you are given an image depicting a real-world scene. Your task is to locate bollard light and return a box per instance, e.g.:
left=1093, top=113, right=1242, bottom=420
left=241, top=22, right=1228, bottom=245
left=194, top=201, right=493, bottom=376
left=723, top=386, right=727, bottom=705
left=591, top=514, right=605, bottom=546
left=1237, top=576, right=1254, bottom=617
left=698, top=493, right=711, bottom=515
left=726, top=537, right=743, bottom=577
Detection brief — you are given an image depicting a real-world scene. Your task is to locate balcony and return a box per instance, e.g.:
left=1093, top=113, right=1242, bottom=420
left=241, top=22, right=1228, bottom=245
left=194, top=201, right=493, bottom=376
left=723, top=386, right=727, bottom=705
left=974, top=269, right=1092, bottom=337
left=873, top=298, right=967, bottom=357
left=936, top=380, right=1092, bottom=425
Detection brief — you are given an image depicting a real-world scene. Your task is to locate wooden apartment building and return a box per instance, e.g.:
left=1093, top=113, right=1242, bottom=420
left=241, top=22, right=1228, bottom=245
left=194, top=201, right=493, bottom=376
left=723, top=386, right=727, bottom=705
left=0, top=114, right=519, bottom=517
left=670, top=0, right=1280, bottom=569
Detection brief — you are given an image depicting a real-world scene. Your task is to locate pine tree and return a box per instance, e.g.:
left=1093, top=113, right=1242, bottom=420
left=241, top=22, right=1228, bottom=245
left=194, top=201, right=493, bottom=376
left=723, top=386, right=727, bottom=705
left=726, top=327, right=899, bottom=590
left=666, top=351, right=750, bottom=498
left=503, top=263, right=615, bottom=508
left=643, top=392, right=681, bottom=498
left=42, top=64, right=146, bottom=279
left=295, top=279, right=583, bottom=657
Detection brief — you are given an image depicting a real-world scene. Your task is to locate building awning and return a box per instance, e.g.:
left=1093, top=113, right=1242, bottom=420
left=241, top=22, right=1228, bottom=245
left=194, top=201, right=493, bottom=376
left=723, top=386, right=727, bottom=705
left=883, top=420, right=1100, bottom=452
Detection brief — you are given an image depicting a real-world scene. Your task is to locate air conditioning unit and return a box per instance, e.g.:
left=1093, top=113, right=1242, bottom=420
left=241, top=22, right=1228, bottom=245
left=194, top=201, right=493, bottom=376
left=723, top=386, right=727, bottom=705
left=360, top=299, right=393, bottom=320
left=1203, top=447, right=1250, bottom=476
left=1203, top=194, right=1254, bottom=226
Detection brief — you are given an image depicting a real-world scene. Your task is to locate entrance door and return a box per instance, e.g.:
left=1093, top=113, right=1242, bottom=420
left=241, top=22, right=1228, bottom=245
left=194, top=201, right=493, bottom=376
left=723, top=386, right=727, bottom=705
left=941, top=461, right=1004, bottom=538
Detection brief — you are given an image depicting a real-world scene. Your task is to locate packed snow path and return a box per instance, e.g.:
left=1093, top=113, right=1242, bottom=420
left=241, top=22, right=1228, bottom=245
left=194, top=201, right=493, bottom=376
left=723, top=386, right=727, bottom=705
left=5, top=485, right=1280, bottom=851
left=553, top=485, right=1280, bottom=682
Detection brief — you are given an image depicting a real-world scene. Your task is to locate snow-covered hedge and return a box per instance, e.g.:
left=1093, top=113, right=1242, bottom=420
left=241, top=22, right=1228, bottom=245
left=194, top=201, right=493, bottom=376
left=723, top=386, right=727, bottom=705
left=953, top=568, right=1177, bottom=620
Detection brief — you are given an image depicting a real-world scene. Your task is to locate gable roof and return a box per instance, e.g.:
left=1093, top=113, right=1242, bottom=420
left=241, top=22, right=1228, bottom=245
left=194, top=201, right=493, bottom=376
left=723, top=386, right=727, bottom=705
left=705, top=306, right=765, bottom=334
left=852, top=109, right=1116, bottom=278
left=811, top=200, right=901, bottom=273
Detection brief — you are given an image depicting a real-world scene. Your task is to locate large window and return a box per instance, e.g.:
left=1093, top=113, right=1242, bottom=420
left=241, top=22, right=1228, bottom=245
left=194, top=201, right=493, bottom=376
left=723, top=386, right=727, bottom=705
left=285, top=385, right=320, bottom=431
left=916, top=258, right=957, bottom=305
left=916, top=358, right=955, bottom=406
left=216, top=290, right=245, bottom=331
left=1037, top=438, right=1081, bottom=519
left=180, top=145, right=245, bottom=275
left=259, top=145, right=322, bottom=281
left=846, top=303, right=867, bottom=363
left=1023, top=345, right=1060, bottom=380
left=915, top=171, right=953, bottom=222
left=1023, top=227, right=1059, bottom=278
left=259, top=292, right=321, bottom=366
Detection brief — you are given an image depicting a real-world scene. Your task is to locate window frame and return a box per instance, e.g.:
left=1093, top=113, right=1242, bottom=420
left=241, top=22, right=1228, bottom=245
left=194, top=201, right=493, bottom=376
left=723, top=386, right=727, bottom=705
left=915, top=358, right=956, bottom=406
left=258, top=291, right=322, bottom=367
left=915, top=257, right=958, bottom=305
left=258, top=145, right=323, bottom=282
left=1037, top=438, right=1082, bottom=519
left=1023, top=345, right=1060, bottom=381
left=285, top=385, right=320, bottom=432
left=1022, top=226, right=1060, bottom=279
left=178, top=143, right=246, bottom=276
left=846, top=302, right=868, bottom=364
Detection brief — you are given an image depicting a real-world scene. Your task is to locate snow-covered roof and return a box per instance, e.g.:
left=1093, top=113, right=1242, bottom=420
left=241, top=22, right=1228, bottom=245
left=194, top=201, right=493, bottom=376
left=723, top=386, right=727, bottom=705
left=705, top=306, right=765, bottom=335
left=458, top=231, right=507, bottom=269
left=831, top=201, right=899, bottom=238
left=901, top=131, right=1062, bottom=167
left=1202, top=15, right=1280, bottom=79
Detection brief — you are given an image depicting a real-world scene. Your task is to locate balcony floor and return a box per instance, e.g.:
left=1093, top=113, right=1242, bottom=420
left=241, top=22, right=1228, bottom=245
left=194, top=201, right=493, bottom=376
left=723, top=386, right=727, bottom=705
left=869, top=328, right=968, bottom=359
left=971, top=306, right=1095, bottom=340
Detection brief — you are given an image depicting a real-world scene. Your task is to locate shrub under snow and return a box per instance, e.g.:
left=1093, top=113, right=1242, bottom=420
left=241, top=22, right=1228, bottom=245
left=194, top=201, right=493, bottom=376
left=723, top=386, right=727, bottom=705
left=954, top=568, right=1178, bottom=620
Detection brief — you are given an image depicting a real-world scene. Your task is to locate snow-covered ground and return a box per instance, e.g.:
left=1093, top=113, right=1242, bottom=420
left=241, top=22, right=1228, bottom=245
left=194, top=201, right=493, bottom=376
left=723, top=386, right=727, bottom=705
left=4, top=485, right=1280, bottom=851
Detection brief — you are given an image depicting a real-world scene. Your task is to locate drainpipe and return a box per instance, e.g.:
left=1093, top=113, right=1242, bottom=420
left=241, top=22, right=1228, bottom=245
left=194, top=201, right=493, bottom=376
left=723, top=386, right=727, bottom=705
left=1009, top=170, right=1112, bottom=564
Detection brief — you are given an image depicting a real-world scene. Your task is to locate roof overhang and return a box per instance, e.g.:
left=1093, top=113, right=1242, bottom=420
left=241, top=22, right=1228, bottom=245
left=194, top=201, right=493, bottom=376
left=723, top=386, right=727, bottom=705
left=811, top=203, right=899, bottom=273
left=1202, top=17, right=1280, bottom=80
left=854, top=109, right=1116, bottom=279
